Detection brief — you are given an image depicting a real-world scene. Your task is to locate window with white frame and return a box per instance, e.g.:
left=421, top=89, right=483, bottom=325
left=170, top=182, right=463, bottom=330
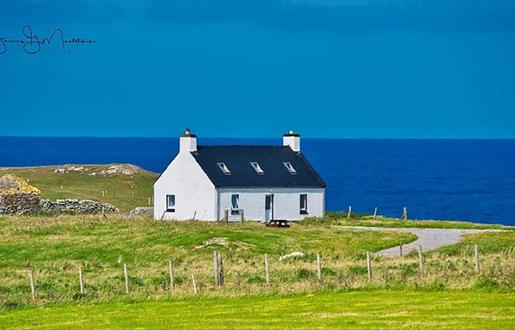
left=300, top=194, right=308, bottom=214
left=166, top=194, right=175, bottom=212
left=231, top=194, right=240, bottom=215
left=283, top=162, right=297, bottom=174
left=250, top=162, right=264, bottom=175
left=217, top=162, right=231, bottom=175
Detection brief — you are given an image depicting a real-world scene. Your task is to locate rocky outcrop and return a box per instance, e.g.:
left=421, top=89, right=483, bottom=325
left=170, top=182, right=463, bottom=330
left=54, top=166, right=87, bottom=174
left=0, top=174, right=41, bottom=215
left=97, top=164, right=140, bottom=175
left=194, top=237, right=256, bottom=250
left=279, top=252, right=305, bottom=261
left=53, top=164, right=144, bottom=176
left=128, top=207, right=154, bottom=218
left=39, top=199, right=118, bottom=214
left=88, top=164, right=142, bottom=176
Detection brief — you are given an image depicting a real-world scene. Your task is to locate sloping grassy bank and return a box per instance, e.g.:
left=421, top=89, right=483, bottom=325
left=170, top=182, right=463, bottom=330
left=0, top=165, right=158, bottom=212
left=302, top=211, right=513, bottom=230
left=1, top=290, right=513, bottom=329
left=0, top=215, right=513, bottom=311
left=0, top=215, right=416, bottom=309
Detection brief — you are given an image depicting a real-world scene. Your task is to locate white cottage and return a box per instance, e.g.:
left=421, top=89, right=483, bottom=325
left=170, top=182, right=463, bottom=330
left=154, top=129, right=325, bottom=221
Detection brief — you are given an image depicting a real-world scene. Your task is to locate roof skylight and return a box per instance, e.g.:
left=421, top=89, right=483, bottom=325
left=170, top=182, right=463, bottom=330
left=283, top=162, right=297, bottom=175
left=250, top=162, right=264, bottom=175
left=217, top=162, right=231, bottom=175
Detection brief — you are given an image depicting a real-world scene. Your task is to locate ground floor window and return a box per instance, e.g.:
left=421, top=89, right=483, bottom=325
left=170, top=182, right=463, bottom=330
left=166, top=194, right=175, bottom=212
left=300, top=194, right=308, bottom=214
left=231, top=194, right=240, bottom=215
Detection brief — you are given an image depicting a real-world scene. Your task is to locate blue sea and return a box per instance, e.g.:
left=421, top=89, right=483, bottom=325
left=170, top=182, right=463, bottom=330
left=1, top=137, right=514, bottom=225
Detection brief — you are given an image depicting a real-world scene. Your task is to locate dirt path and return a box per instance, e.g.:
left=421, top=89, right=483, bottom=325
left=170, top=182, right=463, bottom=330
left=339, top=226, right=498, bottom=256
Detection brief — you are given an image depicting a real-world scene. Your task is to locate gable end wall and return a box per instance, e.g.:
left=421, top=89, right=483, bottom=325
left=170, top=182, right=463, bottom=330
left=154, top=152, right=216, bottom=220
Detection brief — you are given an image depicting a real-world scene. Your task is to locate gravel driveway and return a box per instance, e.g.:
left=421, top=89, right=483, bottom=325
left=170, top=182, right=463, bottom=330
left=339, top=226, right=498, bottom=257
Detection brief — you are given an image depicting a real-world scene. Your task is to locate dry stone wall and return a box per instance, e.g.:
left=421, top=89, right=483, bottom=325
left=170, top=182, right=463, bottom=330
left=0, top=174, right=41, bottom=215
left=0, top=192, right=41, bottom=215
left=39, top=199, right=118, bottom=214
left=0, top=174, right=119, bottom=216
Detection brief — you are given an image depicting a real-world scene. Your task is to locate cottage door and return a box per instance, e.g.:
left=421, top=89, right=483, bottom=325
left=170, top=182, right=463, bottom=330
left=265, top=194, right=274, bottom=221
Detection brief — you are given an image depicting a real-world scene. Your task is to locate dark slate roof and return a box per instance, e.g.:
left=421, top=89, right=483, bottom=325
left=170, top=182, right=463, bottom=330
left=191, top=146, right=325, bottom=188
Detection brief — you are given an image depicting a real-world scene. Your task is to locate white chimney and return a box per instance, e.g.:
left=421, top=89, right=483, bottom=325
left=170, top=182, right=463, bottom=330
left=283, top=130, right=300, bottom=152
left=179, top=128, right=197, bottom=153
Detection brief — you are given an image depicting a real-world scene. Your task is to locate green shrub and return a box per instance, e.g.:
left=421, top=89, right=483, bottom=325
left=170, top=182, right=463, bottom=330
left=347, top=265, right=368, bottom=276
left=1, top=300, right=19, bottom=310
left=173, top=275, right=185, bottom=286
left=247, top=275, right=265, bottom=284
left=296, top=268, right=315, bottom=280
left=473, top=277, right=502, bottom=291
left=321, top=267, right=337, bottom=276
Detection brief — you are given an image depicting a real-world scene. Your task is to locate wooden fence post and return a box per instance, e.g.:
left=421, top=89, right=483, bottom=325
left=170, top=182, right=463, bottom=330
left=218, top=251, right=224, bottom=286
left=403, top=207, right=408, bottom=221
left=474, top=245, right=481, bottom=274
left=347, top=206, right=352, bottom=219
left=366, top=252, right=372, bottom=280
left=224, top=210, right=229, bottom=223
left=29, top=270, right=36, bottom=300
left=373, top=207, right=378, bottom=219
left=79, top=266, right=84, bottom=294
left=123, top=263, right=130, bottom=294
left=191, top=274, right=198, bottom=294
left=400, top=243, right=403, bottom=257
left=316, top=253, right=322, bottom=281
left=148, top=197, right=152, bottom=206
left=218, top=252, right=225, bottom=286
left=168, top=259, right=175, bottom=290
left=213, top=251, right=224, bottom=287
left=418, top=246, right=424, bottom=274
left=240, top=210, right=245, bottom=223
left=213, top=251, right=220, bottom=287
left=264, top=254, right=270, bottom=285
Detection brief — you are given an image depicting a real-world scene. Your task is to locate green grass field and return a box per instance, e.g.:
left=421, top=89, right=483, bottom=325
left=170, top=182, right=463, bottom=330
left=0, top=215, right=513, bottom=311
left=0, top=165, right=514, bottom=328
left=0, top=215, right=419, bottom=309
left=0, top=165, right=158, bottom=212
left=1, top=290, right=513, bottom=329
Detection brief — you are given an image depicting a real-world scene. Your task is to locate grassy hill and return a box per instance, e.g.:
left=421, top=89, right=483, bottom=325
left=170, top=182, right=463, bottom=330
left=0, top=164, right=158, bottom=212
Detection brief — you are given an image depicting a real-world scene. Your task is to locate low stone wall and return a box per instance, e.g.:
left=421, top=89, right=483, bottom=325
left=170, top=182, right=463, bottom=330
left=0, top=174, right=41, bottom=215
left=39, top=199, right=118, bottom=215
left=128, top=207, right=154, bottom=218
left=0, top=192, right=41, bottom=215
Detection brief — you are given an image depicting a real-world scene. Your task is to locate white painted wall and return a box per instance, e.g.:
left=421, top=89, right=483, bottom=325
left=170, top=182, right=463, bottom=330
left=153, top=151, right=217, bottom=221
left=217, top=187, right=324, bottom=221
left=154, top=134, right=325, bottom=221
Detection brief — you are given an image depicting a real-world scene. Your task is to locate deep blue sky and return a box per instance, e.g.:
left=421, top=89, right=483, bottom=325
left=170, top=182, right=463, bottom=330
left=1, top=1, right=514, bottom=138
